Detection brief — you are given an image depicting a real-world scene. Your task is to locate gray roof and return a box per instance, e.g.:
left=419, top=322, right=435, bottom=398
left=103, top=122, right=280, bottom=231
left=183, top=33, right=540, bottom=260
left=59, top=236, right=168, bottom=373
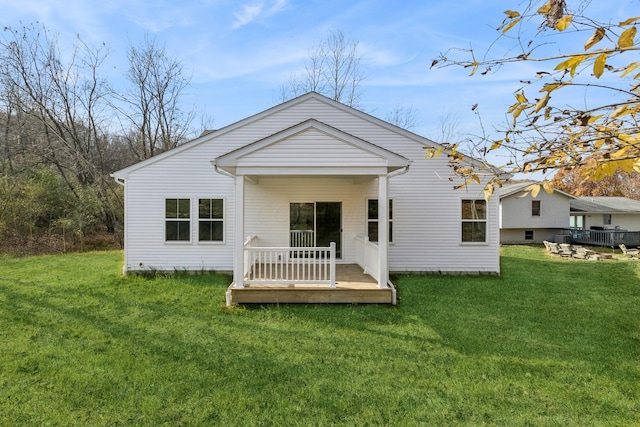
left=499, top=182, right=575, bottom=199
left=571, top=197, right=640, bottom=213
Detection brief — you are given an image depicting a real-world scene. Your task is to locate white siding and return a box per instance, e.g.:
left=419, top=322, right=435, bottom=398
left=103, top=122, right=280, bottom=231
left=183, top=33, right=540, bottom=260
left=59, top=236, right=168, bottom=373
left=500, top=190, right=571, bottom=229
left=237, top=128, right=387, bottom=167
left=119, top=94, right=501, bottom=274
left=499, top=190, right=571, bottom=244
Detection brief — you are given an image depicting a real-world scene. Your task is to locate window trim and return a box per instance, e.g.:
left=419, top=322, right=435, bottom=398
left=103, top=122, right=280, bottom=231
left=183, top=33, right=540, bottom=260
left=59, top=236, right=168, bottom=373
left=460, top=199, right=487, bottom=244
left=603, top=214, right=612, bottom=225
left=165, top=198, right=192, bottom=243
left=366, top=198, right=393, bottom=244
left=198, top=198, right=225, bottom=244
left=524, top=230, right=534, bottom=241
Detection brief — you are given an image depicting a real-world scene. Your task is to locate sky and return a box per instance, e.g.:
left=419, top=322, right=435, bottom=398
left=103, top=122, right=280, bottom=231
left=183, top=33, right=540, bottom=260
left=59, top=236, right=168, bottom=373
left=0, top=0, right=635, bottom=169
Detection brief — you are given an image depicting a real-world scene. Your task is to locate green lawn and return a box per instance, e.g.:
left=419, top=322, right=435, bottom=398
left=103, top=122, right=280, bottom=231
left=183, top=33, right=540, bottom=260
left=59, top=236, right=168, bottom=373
left=0, top=246, right=638, bottom=426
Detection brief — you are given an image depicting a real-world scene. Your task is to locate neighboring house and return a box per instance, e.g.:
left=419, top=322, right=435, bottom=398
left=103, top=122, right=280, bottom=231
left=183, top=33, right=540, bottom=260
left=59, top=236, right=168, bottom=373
left=112, top=92, right=502, bottom=305
left=570, top=197, right=640, bottom=231
left=499, top=182, right=575, bottom=244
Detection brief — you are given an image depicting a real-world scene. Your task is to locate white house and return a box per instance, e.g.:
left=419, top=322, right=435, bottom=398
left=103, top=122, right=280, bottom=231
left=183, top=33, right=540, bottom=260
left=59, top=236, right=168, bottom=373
left=112, top=92, right=501, bottom=305
left=499, top=182, right=575, bottom=244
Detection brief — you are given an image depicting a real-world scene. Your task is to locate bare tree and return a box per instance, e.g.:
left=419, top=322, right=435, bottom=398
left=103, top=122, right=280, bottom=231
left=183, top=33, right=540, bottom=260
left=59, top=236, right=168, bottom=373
left=0, top=23, right=122, bottom=235
left=281, top=29, right=365, bottom=108
left=385, top=105, right=420, bottom=131
left=118, top=36, right=195, bottom=160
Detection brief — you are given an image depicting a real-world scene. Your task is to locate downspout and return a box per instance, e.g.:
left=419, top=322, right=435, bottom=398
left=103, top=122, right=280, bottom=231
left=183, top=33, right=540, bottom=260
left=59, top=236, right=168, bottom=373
left=382, top=162, right=411, bottom=302
left=109, top=174, right=126, bottom=274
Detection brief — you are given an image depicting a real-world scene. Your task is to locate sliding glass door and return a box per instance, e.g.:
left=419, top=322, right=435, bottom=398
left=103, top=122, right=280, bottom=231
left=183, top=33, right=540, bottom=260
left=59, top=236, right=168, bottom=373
left=290, top=202, right=342, bottom=258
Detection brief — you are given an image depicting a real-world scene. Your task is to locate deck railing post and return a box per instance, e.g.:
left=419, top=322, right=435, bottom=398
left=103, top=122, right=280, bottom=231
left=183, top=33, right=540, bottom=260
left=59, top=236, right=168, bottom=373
left=330, top=242, right=336, bottom=288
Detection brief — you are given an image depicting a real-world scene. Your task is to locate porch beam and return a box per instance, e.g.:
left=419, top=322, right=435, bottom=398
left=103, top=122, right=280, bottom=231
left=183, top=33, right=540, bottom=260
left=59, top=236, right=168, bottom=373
left=234, top=175, right=245, bottom=288
left=378, top=174, right=389, bottom=288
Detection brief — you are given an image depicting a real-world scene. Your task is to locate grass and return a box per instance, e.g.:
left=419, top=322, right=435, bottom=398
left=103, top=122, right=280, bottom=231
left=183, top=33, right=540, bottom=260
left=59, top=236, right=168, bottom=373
left=0, top=247, right=638, bottom=426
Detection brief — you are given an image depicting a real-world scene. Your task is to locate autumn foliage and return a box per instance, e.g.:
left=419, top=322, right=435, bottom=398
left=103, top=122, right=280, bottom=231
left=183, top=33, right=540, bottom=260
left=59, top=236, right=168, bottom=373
left=432, top=0, right=640, bottom=199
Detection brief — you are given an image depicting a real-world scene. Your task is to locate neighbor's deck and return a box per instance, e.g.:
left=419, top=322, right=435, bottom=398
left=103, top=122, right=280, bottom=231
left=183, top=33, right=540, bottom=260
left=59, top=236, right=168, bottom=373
left=227, top=264, right=396, bottom=305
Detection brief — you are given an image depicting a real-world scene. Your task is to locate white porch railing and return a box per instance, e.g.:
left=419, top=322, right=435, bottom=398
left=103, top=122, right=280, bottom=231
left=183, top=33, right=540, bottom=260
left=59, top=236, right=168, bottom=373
left=290, top=230, right=315, bottom=247
left=244, top=241, right=336, bottom=287
left=355, top=236, right=380, bottom=282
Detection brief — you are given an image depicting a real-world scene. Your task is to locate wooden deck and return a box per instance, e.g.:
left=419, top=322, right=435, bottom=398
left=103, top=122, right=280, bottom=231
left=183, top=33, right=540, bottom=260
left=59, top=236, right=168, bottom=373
left=227, top=264, right=396, bottom=305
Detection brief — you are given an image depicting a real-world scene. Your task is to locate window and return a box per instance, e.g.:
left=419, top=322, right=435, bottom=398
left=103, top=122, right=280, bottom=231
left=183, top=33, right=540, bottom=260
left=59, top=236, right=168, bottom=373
left=199, top=199, right=224, bottom=242
left=165, top=198, right=190, bottom=241
left=531, top=200, right=541, bottom=216
left=525, top=230, right=534, bottom=240
left=461, top=199, right=486, bottom=243
left=603, top=214, right=612, bottom=225
left=367, top=199, right=393, bottom=243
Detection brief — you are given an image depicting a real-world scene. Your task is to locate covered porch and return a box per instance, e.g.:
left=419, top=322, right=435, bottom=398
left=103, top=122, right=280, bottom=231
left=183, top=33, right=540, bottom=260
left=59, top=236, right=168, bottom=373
left=226, top=235, right=396, bottom=304
left=214, top=119, right=408, bottom=305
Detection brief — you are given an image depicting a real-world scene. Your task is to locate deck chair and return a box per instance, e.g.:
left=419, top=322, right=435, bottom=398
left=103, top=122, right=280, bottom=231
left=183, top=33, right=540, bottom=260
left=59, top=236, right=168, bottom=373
left=619, top=244, right=639, bottom=258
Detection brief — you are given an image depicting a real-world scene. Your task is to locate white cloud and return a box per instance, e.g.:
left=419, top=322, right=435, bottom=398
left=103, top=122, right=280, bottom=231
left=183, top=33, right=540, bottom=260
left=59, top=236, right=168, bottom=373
left=232, top=0, right=289, bottom=29
left=232, top=2, right=265, bottom=29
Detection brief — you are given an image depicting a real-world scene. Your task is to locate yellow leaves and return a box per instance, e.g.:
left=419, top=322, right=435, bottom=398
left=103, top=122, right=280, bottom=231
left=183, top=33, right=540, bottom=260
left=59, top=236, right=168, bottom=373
left=619, top=16, right=640, bottom=26
left=588, top=114, right=603, bottom=124
left=537, top=3, right=551, bottom=14
left=468, top=61, right=479, bottom=76
left=483, top=182, right=494, bottom=202
left=554, top=55, right=589, bottom=78
left=424, top=145, right=444, bottom=159
left=489, top=140, right=503, bottom=151
left=601, top=161, right=618, bottom=177
left=500, top=10, right=520, bottom=33
left=593, top=53, right=607, bottom=78
left=621, top=62, right=640, bottom=78
left=525, top=183, right=541, bottom=198
left=618, top=26, right=637, bottom=49
left=555, top=15, right=573, bottom=31
left=540, top=82, right=568, bottom=93
left=584, top=28, right=606, bottom=50
left=502, top=19, right=520, bottom=33
left=515, top=91, right=528, bottom=103
left=616, top=133, right=638, bottom=144
left=635, top=160, right=640, bottom=173
left=542, top=180, right=554, bottom=194
left=618, top=159, right=636, bottom=173
left=611, top=105, right=629, bottom=119
left=534, top=92, right=551, bottom=113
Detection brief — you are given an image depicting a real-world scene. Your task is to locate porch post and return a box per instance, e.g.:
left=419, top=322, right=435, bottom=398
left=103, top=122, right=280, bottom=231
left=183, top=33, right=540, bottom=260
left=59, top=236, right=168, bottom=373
left=234, top=175, right=245, bottom=288
left=378, top=174, right=389, bottom=288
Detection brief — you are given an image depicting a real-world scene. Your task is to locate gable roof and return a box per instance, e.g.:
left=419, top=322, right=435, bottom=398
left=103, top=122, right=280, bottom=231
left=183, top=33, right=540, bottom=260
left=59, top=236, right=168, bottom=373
left=214, top=119, right=409, bottom=175
left=571, top=197, right=640, bottom=213
left=112, top=92, right=437, bottom=179
left=499, top=182, right=575, bottom=199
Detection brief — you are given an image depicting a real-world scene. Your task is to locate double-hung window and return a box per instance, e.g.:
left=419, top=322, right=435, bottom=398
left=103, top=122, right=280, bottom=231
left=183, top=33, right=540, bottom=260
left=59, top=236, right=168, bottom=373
left=461, top=199, right=486, bottom=243
left=199, top=198, right=224, bottom=242
left=367, top=199, right=393, bottom=243
left=166, top=198, right=190, bottom=241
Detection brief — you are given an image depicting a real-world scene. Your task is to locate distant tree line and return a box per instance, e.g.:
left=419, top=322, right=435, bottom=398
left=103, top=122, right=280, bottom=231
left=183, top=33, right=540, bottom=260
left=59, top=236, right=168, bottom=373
left=0, top=23, right=198, bottom=254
